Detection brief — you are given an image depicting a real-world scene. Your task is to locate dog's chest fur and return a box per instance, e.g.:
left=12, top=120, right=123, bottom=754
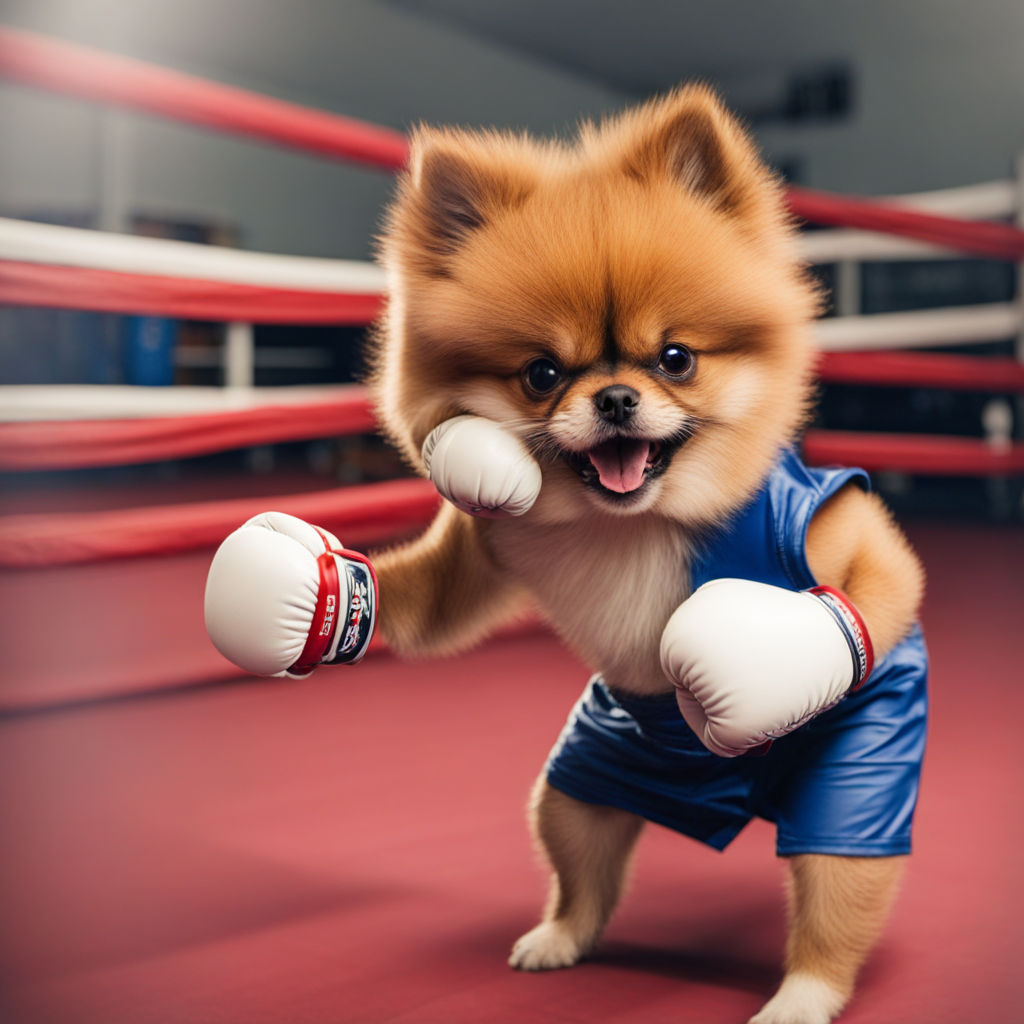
left=487, top=514, right=692, bottom=695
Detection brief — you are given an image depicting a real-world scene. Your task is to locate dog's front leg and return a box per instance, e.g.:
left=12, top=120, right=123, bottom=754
left=372, top=501, right=523, bottom=658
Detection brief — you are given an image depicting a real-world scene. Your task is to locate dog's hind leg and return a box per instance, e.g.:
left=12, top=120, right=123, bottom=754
left=509, top=776, right=644, bottom=971
left=750, top=853, right=906, bottom=1024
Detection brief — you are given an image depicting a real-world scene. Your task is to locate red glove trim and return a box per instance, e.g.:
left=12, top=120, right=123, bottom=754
left=808, top=585, right=875, bottom=690
left=289, top=551, right=341, bottom=676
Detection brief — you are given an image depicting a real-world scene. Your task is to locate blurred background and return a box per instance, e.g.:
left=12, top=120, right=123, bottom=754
left=1, top=6, right=1023, bottom=1023
left=1, top=0, right=1022, bottom=517
left=5, top=0, right=1024, bottom=251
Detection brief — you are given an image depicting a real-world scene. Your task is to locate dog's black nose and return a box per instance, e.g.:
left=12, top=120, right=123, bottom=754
left=594, top=385, right=640, bottom=425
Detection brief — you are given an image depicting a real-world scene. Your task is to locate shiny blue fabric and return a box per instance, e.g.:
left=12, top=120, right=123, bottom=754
left=545, top=449, right=928, bottom=856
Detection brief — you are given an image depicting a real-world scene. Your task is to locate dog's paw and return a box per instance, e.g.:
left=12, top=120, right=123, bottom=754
left=508, top=921, right=584, bottom=971
left=748, top=972, right=847, bottom=1024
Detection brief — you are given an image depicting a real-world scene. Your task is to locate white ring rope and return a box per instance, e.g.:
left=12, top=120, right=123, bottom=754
left=814, top=303, right=1021, bottom=352
left=0, top=384, right=359, bottom=421
left=801, top=179, right=1017, bottom=263
left=873, top=180, right=1016, bottom=219
left=0, top=217, right=387, bottom=294
left=0, top=179, right=1016, bottom=293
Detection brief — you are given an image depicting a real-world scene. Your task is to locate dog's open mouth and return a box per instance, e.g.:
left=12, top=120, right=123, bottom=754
left=566, top=436, right=685, bottom=499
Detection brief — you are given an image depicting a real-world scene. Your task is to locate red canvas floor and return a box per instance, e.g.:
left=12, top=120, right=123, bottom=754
left=1, top=522, right=1022, bottom=1023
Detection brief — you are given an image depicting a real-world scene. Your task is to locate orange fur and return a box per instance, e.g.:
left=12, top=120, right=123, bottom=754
left=509, top=778, right=645, bottom=971
left=806, top=485, right=924, bottom=658
left=784, top=854, right=906, bottom=996
left=372, top=502, right=525, bottom=657
left=368, top=85, right=921, bottom=1023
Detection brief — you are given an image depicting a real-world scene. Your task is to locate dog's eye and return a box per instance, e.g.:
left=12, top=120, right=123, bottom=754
left=523, top=357, right=562, bottom=395
left=658, top=344, right=695, bottom=379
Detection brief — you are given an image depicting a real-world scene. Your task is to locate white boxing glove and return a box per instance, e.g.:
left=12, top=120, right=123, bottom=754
left=660, top=579, right=874, bottom=757
left=421, top=415, right=541, bottom=518
left=204, top=511, right=377, bottom=678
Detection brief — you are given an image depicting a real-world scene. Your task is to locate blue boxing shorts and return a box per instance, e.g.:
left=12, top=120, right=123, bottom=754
left=544, top=449, right=928, bottom=856
left=544, top=625, right=928, bottom=857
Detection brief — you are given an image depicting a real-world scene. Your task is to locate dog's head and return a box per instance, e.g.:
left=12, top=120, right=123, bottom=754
left=373, top=86, right=821, bottom=525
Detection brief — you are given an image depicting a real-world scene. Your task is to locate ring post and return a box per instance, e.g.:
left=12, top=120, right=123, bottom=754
left=224, top=322, right=255, bottom=389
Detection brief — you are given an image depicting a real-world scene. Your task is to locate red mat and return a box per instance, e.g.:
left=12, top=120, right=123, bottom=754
left=1, top=523, right=1022, bottom=1023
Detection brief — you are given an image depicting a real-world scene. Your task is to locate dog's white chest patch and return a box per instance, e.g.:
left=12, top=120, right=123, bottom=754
left=490, top=515, right=691, bottom=694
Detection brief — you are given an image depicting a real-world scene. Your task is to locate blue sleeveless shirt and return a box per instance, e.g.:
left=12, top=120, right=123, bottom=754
left=544, top=448, right=929, bottom=856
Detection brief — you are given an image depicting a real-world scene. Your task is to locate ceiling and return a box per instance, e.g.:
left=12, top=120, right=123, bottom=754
left=380, top=0, right=1005, bottom=105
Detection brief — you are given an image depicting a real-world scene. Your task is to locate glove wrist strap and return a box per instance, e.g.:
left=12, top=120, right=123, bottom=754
left=289, top=547, right=378, bottom=676
left=325, top=549, right=378, bottom=666
left=807, top=585, right=875, bottom=690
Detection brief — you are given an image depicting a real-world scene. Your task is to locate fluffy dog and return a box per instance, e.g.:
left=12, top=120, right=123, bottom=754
left=364, top=86, right=928, bottom=1024
left=209, top=85, right=928, bottom=1024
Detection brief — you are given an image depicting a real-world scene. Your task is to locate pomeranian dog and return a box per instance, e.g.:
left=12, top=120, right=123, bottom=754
left=369, top=85, right=927, bottom=1024
left=206, top=85, right=928, bottom=1024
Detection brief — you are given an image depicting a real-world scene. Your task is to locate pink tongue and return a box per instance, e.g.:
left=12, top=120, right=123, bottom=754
left=587, top=438, right=652, bottom=493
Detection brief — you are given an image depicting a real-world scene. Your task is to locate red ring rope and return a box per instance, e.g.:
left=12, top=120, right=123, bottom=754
left=0, top=479, right=440, bottom=568
left=0, top=392, right=375, bottom=471
left=787, top=186, right=1024, bottom=262
left=0, top=261, right=385, bottom=325
left=803, top=430, right=1024, bottom=476
left=0, top=388, right=378, bottom=471
left=0, top=26, right=409, bottom=171
left=817, top=352, right=1024, bottom=393
left=2, top=26, right=1023, bottom=261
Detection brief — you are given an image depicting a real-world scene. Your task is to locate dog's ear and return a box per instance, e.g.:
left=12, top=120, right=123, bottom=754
left=411, top=136, right=489, bottom=251
left=621, top=85, right=776, bottom=219
left=392, top=127, right=536, bottom=270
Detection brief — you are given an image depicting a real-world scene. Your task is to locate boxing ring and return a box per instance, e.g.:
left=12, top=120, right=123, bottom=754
left=1, top=25, right=1022, bottom=1024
